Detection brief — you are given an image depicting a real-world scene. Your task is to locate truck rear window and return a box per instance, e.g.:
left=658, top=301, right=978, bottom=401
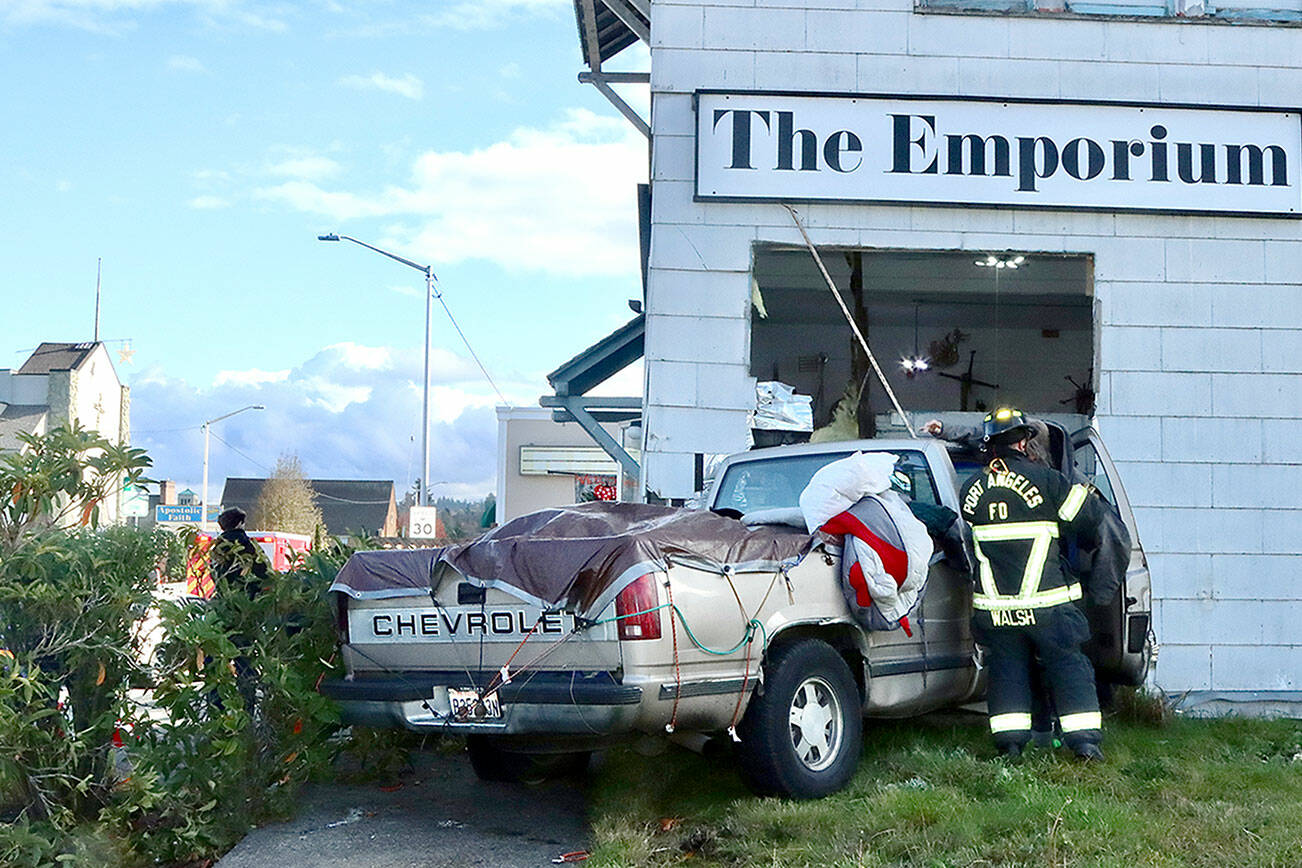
left=712, top=450, right=938, bottom=515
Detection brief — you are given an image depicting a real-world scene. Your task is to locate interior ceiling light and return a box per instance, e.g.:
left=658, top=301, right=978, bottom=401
left=975, top=254, right=1027, bottom=270
left=900, top=356, right=930, bottom=373
left=900, top=300, right=931, bottom=377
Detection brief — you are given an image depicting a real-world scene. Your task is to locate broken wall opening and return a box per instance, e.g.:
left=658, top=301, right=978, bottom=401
left=750, top=248, right=1095, bottom=434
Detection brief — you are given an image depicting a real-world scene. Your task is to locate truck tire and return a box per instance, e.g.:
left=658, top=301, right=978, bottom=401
left=735, top=639, right=863, bottom=799
left=465, top=736, right=590, bottom=784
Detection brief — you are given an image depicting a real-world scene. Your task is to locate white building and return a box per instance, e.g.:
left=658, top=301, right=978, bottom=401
left=566, top=0, right=1302, bottom=710
left=496, top=406, right=626, bottom=522
left=0, top=342, right=132, bottom=524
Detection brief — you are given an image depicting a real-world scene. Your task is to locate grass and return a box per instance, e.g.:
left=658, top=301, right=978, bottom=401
left=585, top=697, right=1302, bottom=867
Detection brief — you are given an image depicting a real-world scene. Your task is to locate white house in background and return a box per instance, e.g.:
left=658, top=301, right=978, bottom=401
left=0, top=342, right=132, bottom=524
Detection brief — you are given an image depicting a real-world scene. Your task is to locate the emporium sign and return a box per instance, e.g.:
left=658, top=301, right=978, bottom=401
left=695, top=91, right=1302, bottom=217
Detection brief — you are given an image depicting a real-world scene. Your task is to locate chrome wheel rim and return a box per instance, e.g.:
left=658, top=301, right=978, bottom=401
left=787, top=675, right=842, bottom=772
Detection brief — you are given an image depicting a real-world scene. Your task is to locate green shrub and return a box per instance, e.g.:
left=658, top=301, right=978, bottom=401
left=106, top=546, right=345, bottom=865
left=0, top=527, right=179, bottom=826
left=0, top=426, right=354, bottom=866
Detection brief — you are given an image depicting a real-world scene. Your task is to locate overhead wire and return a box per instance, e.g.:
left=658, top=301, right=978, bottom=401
left=782, top=203, right=917, bottom=438
left=430, top=284, right=510, bottom=406
left=311, top=492, right=394, bottom=505
left=208, top=432, right=273, bottom=473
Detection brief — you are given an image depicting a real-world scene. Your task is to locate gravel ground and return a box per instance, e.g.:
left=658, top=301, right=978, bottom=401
left=217, top=747, right=590, bottom=868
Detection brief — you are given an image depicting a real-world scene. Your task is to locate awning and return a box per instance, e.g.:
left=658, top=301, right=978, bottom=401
left=540, top=314, right=645, bottom=482
left=572, top=0, right=647, bottom=68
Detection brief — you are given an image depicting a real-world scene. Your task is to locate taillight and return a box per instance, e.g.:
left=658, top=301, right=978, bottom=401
left=615, top=574, right=662, bottom=641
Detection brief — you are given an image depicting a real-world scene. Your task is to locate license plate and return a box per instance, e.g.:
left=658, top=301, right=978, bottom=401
left=448, top=687, right=501, bottom=720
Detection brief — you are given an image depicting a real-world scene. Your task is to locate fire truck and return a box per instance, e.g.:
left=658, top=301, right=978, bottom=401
left=185, top=531, right=313, bottom=598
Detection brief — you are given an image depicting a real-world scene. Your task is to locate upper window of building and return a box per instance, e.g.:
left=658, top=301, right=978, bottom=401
left=916, top=0, right=1302, bottom=24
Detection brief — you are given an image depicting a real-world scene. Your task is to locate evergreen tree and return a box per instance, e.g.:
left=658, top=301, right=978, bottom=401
left=251, top=454, right=325, bottom=535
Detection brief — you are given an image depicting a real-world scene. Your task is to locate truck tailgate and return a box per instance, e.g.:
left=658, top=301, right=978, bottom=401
left=340, top=590, right=622, bottom=675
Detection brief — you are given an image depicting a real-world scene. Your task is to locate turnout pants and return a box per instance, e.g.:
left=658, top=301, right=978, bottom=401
left=973, top=603, right=1102, bottom=752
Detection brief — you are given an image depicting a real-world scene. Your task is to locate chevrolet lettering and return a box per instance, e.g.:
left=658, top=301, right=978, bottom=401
left=352, top=606, right=570, bottom=643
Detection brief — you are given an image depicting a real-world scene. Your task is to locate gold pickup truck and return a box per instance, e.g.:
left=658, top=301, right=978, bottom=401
left=321, top=428, right=1151, bottom=798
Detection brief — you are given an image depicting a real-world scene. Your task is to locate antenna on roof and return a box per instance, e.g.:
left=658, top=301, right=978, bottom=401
left=93, top=258, right=102, bottom=343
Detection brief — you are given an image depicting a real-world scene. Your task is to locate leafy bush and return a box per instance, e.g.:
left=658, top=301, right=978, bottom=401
left=0, top=426, right=352, bottom=866
left=0, top=525, right=179, bottom=866
left=113, top=546, right=343, bottom=864
left=0, top=422, right=152, bottom=548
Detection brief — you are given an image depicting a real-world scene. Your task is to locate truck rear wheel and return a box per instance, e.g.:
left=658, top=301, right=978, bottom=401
left=465, top=736, right=590, bottom=784
left=735, top=639, right=862, bottom=799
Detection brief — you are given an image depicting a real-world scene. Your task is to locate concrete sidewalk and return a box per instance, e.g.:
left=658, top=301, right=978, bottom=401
left=217, top=748, right=590, bottom=868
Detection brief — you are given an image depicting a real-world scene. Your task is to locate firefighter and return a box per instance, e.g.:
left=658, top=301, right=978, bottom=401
left=960, top=408, right=1107, bottom=761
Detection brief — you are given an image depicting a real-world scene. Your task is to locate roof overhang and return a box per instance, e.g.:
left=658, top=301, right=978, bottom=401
left=573, top=0, right=647, bottom=68
left=542, top=314, right=645, bottom=483
left=572, top=1, right=650, bottom=137
left=547, top=313, right=644, bottom=398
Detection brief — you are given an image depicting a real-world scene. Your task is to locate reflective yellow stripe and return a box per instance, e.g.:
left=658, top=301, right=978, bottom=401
left=973, top=583, right=1083, bottom=611
left=989, top=712, right=1033, bottom=733
left=1019, top=527, right=1055, bottom=598
left=971, top=521, right=1060, bottom=542
left=1059, top=711, right=1102, bottom=732
left=970, top=538, right=999, bottom=600
left=971, top=522, right=1060, bottom=599
left=1059, top=484, right=1089, bottom=522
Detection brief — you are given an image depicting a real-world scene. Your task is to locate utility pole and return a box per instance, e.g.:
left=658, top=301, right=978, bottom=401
left=94, top=258, right=102, bottom=342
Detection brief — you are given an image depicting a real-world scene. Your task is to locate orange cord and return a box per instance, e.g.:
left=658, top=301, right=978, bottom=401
left=726, top=628, right=753, bottom=741
left=665, top=578, right=682, bottom=734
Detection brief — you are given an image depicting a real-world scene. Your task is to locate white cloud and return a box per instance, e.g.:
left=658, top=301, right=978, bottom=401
left=129, top=342, right=539, bottom=503
left=498, top=61, right=520, bottom=79
left=418, top=0, right=568, bottom=30
left=339, top=71, right=424, bottom=101
left=168, top=54, right=205, bottom=72
left=213, top=367, right=288, bottom=387
left=254, top=108, right=648, bottom=278
left=188, top=194, right=230, bottom=209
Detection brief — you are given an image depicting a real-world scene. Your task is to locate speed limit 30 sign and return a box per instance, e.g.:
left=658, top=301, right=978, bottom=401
left=408, top=506, right=439, bottom=539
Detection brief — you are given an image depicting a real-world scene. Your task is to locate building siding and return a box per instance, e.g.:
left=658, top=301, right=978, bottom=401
left=644, top=0, right=1302, bottom=698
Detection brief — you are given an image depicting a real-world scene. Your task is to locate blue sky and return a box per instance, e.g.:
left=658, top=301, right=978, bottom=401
left=0, top=0, right=647, bottom=500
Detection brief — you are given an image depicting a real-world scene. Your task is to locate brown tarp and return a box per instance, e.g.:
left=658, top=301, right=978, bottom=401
left=329, top=501, right=814, bottom=615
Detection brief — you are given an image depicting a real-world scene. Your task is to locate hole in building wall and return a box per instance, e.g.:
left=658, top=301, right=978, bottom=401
left=749, top=247, right=1095, bottom=437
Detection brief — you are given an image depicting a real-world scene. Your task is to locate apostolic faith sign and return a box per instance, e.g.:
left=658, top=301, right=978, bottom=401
left=695, top=92, right=1302, bottom=216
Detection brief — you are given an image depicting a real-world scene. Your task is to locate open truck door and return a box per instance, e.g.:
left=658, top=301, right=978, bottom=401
left=1070, top=427, right=1154, bottom=688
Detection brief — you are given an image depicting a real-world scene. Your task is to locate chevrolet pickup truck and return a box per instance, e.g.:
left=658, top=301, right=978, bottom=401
left=321, top=425, right=1152, bottom=798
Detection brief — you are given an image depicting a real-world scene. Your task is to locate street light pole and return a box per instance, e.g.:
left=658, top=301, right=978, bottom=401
left=201, top=404, right=265, bottom=531
left=319, top=233, right=436, bottom=507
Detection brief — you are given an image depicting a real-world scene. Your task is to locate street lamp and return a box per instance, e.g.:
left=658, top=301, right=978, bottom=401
left=201, top=404, right=264, bottom=531
left=318, top=232, right=436, bottom=507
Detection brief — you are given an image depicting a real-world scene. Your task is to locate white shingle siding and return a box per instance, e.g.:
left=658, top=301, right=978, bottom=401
left=643, top=0, right=1302, bottom=698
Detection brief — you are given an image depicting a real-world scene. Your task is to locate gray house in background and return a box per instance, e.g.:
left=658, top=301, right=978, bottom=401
left=219, top=478, right=398, bottom=539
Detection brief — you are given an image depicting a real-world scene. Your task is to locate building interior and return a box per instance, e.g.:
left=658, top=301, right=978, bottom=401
left=749, top=248, right=1096, bottom=433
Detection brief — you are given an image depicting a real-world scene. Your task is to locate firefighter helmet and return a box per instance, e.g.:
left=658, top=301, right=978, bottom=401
left=982, top=407, right=1036, bottom=445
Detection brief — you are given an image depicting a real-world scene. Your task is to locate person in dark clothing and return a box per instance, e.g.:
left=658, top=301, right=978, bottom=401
left=209, top=507, right=269, bottom=713
left=927, top=414, right=1131, bottom=745
left=959, top=408, right=1110, bottom=761
left=211, top=507, right=270, bottom=600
